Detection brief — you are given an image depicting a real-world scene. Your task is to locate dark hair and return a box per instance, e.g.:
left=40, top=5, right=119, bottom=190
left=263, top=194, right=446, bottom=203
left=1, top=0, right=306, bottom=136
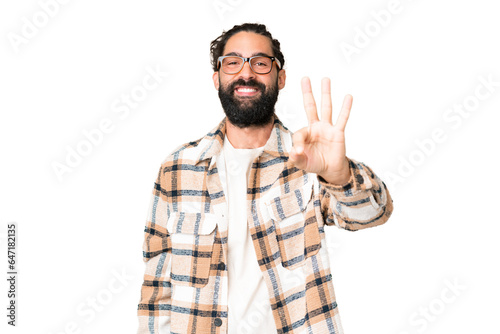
left=210, top=23, right=285, bottom=72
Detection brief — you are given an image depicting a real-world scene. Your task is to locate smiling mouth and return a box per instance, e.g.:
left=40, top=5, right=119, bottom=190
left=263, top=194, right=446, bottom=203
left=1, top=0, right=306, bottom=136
left=234, top=86, right=259, bottom=97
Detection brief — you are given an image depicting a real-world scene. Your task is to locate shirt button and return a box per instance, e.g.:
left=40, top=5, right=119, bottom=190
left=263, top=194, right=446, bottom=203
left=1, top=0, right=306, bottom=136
left=214, top=317, right=222, bottom=327
left=219, top=262, right=226, bottom=271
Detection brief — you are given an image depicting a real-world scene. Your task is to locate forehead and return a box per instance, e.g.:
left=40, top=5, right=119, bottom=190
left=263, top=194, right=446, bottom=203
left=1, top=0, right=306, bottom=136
left=222, top=31, right=274, bottom=56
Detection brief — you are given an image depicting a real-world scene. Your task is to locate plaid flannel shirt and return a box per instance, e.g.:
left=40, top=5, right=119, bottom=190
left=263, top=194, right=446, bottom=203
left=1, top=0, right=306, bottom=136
left=137, top=114, right=393, bottom=333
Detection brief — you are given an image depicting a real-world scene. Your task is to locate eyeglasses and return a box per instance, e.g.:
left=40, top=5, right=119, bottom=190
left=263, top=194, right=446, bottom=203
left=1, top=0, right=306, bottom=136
left=217, top=55, right=281, bottom=74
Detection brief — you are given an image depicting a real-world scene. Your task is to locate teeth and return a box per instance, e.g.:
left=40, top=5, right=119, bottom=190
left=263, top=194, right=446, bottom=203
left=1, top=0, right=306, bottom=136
left=237, top=87, right=257, bottom=92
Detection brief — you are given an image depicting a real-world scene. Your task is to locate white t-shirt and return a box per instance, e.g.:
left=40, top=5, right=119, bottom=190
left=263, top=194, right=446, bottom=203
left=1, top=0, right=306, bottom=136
left=223, top=135, right=277, bottom=334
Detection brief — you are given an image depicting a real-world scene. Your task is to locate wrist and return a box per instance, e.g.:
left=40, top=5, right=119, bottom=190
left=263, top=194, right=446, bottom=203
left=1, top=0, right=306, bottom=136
left=319, top=159, right=351, bottom=186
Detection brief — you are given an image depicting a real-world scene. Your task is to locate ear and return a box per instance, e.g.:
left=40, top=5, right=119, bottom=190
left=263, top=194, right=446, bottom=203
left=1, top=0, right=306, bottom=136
left=278, top=69, right=286, bottom=90
left=212, top=72, right=220, bottom=91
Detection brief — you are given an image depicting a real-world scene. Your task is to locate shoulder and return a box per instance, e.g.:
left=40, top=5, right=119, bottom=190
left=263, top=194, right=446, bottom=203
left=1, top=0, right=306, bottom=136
left=160, top=136, right=205, bottom=168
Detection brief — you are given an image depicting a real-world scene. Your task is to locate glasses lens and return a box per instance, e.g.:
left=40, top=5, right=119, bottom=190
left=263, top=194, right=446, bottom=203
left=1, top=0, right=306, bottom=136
left=250, top=57, right=272, bottom=74
left=221, top=57, right=243, bottom=74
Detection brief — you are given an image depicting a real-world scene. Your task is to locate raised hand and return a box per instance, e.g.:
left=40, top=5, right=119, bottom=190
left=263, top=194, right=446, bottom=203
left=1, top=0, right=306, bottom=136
left=289, top=77, right=353, bottom=185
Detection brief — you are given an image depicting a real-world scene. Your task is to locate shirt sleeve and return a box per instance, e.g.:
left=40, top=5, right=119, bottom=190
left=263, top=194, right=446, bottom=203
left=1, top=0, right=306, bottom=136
left=317, top=157, right=394, bottom=231
left=137, top=166, right=172, bottom=333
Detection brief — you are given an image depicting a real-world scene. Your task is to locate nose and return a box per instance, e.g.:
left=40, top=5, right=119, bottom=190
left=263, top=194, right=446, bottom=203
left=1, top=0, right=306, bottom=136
left=237, top=60, right=255, bottom=79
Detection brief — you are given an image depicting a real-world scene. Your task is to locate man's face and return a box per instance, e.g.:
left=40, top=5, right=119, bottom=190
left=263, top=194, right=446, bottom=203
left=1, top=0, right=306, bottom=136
left=212, top=31, right=286, bottom=128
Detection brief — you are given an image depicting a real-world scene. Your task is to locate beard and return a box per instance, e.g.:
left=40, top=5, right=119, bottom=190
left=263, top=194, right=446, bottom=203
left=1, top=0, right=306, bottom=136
left=218, top=77, right=279, bottom=128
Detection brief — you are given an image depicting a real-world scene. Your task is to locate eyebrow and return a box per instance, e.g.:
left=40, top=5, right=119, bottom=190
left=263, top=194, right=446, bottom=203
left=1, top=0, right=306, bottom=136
left=223, top=52, right=273, bottom=57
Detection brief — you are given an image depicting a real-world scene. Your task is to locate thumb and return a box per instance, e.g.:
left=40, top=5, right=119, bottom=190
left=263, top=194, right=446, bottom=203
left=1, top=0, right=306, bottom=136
left=291, top=126, right=309, bottom=153
left=289, top=127, right=309, bottom=169
left=289, top=142, right=307, bottom=169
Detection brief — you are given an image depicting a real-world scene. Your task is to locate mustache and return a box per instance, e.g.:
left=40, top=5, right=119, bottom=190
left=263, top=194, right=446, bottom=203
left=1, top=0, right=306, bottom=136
left=228, top=79, right=266, bottom=92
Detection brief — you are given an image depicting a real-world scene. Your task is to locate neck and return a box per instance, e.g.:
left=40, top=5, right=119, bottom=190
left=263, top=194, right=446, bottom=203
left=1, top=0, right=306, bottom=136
left=225, top=115, right=274, bottom=149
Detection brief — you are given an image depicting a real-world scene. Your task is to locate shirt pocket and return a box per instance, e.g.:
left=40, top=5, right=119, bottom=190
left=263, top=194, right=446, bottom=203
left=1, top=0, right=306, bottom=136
left=265, top=181, right=321, bottom=270
left=166, top=212, right=218, bottom=288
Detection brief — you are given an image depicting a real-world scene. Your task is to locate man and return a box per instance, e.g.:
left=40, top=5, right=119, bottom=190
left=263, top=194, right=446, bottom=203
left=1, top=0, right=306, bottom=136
left=137, top=23, right=393, bottom=333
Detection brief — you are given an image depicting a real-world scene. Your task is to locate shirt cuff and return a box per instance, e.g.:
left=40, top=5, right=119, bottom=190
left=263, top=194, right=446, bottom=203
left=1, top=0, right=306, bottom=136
left=317, top=157, right=369, bottom=200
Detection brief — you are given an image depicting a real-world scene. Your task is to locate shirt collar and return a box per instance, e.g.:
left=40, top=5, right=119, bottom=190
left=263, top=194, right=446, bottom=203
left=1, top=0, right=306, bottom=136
left=194, top=113, right=292, bottom=165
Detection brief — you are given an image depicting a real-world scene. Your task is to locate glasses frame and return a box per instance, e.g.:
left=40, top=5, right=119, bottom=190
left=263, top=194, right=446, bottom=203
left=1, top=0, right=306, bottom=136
left=217, top=55, right=282, bottom=75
